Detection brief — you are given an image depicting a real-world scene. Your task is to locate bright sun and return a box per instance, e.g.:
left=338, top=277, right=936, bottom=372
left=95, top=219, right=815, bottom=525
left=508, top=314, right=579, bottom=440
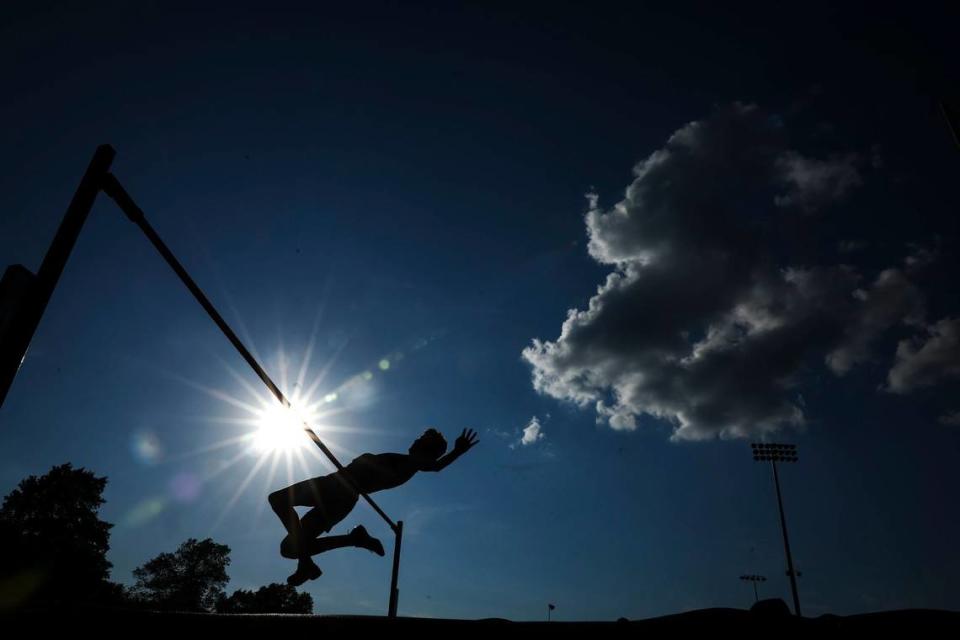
left=158, top=337, right=402, bottom=530
left=252, top=395, right=320, bottom=453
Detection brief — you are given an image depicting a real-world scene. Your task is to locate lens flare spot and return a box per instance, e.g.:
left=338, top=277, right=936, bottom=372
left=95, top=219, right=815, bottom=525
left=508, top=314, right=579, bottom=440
left=123, top=497, right=167, bottom=527
left=0, top=569, right=45, bottom=608
left=378, top=359, right=390, bottom=371
left=170, top=472, right=202, bottom=502
left=131, top=429, right=163, bottom=465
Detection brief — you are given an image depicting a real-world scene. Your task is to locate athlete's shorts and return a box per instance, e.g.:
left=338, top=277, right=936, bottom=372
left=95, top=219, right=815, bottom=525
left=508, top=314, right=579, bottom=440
left=285, top=473, right=359, bottom=536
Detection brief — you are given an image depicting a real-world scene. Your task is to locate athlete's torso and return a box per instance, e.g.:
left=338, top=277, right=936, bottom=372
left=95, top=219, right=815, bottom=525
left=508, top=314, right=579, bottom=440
left=340, top=453, right=417, bottom=494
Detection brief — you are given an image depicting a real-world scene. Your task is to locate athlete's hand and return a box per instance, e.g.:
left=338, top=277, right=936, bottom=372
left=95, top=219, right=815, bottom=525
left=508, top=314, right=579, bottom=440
left=453, top=428, right=479, bottom=454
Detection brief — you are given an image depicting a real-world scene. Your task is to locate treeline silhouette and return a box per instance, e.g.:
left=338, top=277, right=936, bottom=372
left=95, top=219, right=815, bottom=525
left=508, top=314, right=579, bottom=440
left=0, top=463, right=311, bottom=614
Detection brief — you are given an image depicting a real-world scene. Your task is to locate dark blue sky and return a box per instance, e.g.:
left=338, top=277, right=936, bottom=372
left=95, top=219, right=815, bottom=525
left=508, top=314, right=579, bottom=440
left=1, top=2, right=958, bottom=619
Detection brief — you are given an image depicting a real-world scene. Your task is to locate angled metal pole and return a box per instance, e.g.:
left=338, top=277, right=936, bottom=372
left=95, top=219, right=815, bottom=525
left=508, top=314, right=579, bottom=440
left=99, top=173, right=399, bottom=534
left=771, top=460, right=802, bottom=617
left=0, top=145, right=115, bottom=408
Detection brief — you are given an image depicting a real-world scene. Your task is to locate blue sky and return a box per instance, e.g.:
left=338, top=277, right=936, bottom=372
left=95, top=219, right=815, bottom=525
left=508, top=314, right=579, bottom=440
left=1, top=2, right=958, bottom=620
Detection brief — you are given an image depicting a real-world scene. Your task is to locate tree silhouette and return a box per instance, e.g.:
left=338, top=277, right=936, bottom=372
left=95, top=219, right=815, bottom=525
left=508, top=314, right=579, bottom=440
left=0, top=463, right=114, bottom=606
left=216, top=582, right=313, bottom=614
left=132, top=538, right=230, bottom=612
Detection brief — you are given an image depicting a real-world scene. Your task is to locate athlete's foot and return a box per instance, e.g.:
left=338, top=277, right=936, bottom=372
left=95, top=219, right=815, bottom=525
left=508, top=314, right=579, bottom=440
left=286, top=559, right=322, bottom=586
left=349, top=525, right=385, bottom=556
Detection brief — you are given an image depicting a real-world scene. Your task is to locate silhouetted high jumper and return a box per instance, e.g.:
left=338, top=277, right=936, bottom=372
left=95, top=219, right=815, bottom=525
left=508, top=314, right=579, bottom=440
left=269, top=428, right=478, bottom=586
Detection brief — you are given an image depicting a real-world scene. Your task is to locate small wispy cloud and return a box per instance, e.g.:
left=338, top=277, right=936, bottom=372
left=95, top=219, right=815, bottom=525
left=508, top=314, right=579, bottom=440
left=838, top=239, right=867, bottom=253
left=886, top=318, right=960, bottom=394
left=774, top=151, right=862, bottom=213
left=491, top=417, right=551, bottom=451
left=496, top=462, right=543, bottom=474
left=519, top=416, right=546, bottom=447
left=486, top=427, right=513, bottom=442
left=904, top=242, right=938, bottom=274
left=939, top=411, right=960, bottom=426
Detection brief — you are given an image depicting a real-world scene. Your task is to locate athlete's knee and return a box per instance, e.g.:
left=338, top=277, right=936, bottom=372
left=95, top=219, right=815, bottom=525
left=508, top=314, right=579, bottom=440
left=268, top=489, right=289, bottom=511
left=280, top=535, right=298, bottom=559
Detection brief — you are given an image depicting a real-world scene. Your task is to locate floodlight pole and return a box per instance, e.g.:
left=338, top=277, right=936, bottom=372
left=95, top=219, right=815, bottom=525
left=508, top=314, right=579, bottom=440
left=751, top=443, right=802, bottom=617
left=770, top=459, right=801, bottom=617
left=738, top=574, right=766, bottom=604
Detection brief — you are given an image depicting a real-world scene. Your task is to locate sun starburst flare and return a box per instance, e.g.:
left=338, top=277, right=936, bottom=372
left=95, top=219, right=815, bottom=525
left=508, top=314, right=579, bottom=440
left=251, top=393, right=325, bottom=453
left=119, top=317, right=433, bottom=532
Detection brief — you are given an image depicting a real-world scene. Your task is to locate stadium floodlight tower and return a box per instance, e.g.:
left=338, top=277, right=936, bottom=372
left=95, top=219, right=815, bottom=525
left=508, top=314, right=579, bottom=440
left=750, top=442, right=802, bottom=617
left=739, top=574, right=767, bottom=603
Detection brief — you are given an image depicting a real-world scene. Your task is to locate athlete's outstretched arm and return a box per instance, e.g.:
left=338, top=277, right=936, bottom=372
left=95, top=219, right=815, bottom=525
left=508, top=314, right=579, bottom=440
left=423, top=428, right=478, bottom=472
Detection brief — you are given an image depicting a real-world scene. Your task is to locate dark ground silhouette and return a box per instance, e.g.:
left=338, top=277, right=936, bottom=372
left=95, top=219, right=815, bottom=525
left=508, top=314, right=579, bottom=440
left=216, top=583, right=312, bottom=614
left=0, top=463, right=115, bottom=608
left=2, top=604, right=957, bottom=634
left=2, top=463, right=956, bottom=630
left=0, top=464, right=311, bottom=614
left=132, top=538, right=231, bottom=612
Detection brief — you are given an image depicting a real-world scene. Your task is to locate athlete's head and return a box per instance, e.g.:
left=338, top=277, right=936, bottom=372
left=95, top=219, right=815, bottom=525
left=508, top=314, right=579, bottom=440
left=409, top=428, right=447, bottom=460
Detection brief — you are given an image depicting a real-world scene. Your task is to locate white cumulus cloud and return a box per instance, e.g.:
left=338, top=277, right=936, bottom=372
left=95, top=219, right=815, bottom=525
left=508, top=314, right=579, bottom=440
left=523, top=103, right=927, bottom=441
